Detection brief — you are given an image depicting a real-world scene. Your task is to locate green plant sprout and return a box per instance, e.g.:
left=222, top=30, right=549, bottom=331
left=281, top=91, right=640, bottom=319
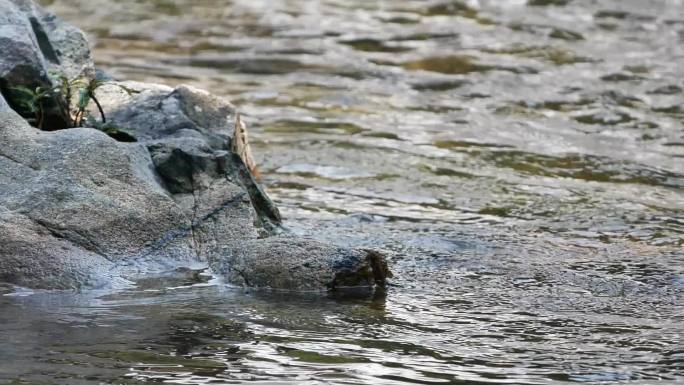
left=9, top=85, right=50, bottom=129
left=11, top=73, right=139, bottom=142
left=75, top=78, right=106, bottom=127
left=52, top=73, right=84, bottom=127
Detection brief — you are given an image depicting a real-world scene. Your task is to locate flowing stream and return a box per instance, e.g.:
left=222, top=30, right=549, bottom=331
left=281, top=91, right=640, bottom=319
left=1, top=0, right=683, bottom=384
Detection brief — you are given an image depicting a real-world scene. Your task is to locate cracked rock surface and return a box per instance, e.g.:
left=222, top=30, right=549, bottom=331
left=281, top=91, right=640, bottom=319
left=0, top=0, right=391, bottom=291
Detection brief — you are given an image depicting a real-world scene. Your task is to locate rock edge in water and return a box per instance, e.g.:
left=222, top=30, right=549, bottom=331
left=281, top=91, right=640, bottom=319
left=0, top=0, right=391, bottom=292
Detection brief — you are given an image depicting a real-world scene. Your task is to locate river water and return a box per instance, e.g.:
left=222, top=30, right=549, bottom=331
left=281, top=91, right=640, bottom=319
left=1, top=0, right=683, bottom=384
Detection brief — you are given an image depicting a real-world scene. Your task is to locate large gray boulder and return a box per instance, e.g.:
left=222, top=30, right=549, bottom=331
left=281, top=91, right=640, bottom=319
left=0, top=81, right=391, bottom=291
left=0, top=86, right=392, bottom=291
left=88, top=80, right=282, bottom=232
left=0, top=1, right=391, bottom=291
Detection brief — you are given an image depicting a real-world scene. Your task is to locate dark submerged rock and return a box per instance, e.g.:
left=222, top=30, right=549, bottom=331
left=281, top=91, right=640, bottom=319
left=212, top=238, right=391, bottom=291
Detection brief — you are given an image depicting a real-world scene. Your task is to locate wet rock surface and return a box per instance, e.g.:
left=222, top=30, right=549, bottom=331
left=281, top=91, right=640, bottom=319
left=212, top=237, right=391, bottom=291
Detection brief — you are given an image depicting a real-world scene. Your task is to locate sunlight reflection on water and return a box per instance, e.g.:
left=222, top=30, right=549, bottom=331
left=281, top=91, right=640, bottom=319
left=3, top=0, right=683, bottom=383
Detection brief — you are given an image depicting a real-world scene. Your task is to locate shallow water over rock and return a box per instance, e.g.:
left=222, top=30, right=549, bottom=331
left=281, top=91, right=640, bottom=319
left=2, top=0, right=683, bottom=383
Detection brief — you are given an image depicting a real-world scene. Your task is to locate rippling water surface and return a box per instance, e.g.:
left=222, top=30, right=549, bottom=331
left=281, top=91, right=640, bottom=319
left=2, top=0, right=683, bottom=383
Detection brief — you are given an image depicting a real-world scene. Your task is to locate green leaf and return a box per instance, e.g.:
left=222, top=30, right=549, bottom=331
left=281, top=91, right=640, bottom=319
left=116, top=85, right=141, bottom=95
left=77, top=88, right=89, bottom=110
left=10, top=85, right=36, bottom=98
